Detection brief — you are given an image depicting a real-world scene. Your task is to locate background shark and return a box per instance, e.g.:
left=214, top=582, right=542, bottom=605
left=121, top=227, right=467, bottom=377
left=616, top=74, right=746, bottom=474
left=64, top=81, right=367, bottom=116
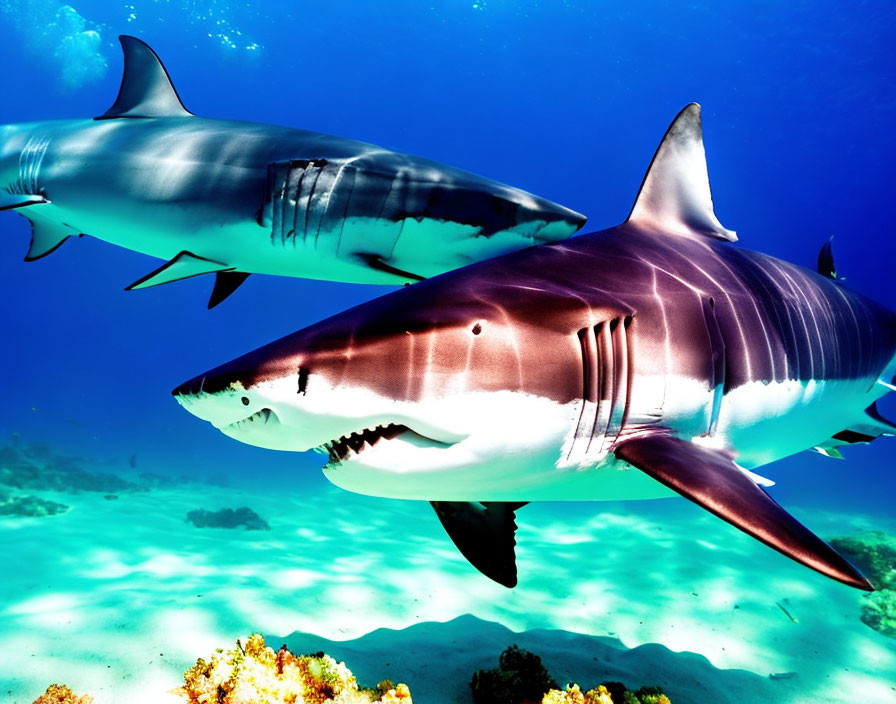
left=173, top=104, right=896, bottom=591
left=0, top=35, right=585, bottom=307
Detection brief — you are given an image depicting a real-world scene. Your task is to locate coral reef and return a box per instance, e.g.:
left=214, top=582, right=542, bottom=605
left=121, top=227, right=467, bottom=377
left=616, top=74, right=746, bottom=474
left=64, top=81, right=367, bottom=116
left=0, top=440, right=138, bottom=494
left=471, top=644, right=558, bottom=704
left=829, top=531, right=896, bottom=589
left=541, top=685, right=671, bottom=704
left=471, top=645, right=672, bottom=704
left=177, top=633, right=411, bottom=703
left=861, top=589, right=896, bottom=638
left=30, top=683, right=93, bottom=704
left=830, top=531, right=896, bottom=639
left=186, top=506, right=270, bottom=531
left=0, top=489, right=69, bottom=517
left=542, top=684, right=671, bottom=704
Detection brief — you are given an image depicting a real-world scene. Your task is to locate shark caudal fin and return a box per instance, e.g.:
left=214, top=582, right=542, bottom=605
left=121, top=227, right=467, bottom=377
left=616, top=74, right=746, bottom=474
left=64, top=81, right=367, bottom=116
left=626, top=103, right=736, bottom=242
left=96, top=36, right=192, bottom=120
left=614, top=432, right=873, bottom=591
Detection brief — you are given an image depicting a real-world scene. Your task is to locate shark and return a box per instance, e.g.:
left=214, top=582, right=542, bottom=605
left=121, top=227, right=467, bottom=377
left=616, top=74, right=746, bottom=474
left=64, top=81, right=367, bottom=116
left=172, top=104, right=896, bottom=590
left=0, top=36, right=585, bottom=308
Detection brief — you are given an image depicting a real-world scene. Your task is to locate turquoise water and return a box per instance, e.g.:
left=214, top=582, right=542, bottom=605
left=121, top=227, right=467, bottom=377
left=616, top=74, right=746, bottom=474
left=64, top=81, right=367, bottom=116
left=1, top=2, right=895, bottom=703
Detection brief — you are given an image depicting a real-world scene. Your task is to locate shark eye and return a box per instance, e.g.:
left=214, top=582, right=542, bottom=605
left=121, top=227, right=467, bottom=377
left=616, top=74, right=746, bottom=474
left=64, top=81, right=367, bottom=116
left=241, top=396, right=250, bottom=406
left=471, top=323, right=482, bottom=335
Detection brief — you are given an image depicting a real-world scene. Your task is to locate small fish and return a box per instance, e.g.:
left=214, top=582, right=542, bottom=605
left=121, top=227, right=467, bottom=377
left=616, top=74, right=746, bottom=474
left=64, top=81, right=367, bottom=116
left=776, top=601, right=799, bottom=623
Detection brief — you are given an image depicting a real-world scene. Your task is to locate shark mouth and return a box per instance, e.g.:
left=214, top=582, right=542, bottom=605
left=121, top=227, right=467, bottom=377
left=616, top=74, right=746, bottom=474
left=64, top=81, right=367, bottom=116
left=319, top=423, right=451, bottom=468
left=224, top=407, right=280, bottom=432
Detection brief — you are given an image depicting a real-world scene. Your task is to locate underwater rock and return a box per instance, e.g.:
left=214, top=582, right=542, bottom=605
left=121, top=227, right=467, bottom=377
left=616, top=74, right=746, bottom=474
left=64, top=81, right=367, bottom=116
left=472, top=645, right=673, bottom=704
left=829, top=531, right=896, bottom=639
left=0, top=490, right=69, bottom=517
left=30, top=683, right=93, bottom=704
left=0, top=441, right=139, bottom=494
left=177, top=633, right=411, bottom=703
left=185, top=506, right=270, bottom=531
left=829, top=531, right=896, bottom=589
left=470, top=644, right=559, bottom=704
left=861, top=589, right=896, bottom=638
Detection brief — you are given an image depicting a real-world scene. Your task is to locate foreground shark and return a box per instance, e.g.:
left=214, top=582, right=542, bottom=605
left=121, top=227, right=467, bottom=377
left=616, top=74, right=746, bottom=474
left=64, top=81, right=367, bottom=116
left=0, top=36, right=584, bottom=307
left=173, top=105, right=895, bottom=590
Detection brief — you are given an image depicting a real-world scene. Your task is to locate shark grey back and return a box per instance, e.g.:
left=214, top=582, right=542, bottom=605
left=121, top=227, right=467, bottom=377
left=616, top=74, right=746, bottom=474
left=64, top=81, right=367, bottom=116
left=0, top=36, right=585, bottom=307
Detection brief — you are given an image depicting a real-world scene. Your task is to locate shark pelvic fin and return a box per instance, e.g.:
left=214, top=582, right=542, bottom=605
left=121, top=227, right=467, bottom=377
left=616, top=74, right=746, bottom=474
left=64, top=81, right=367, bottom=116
left=126, top=251, right=232, bottom=291
left=431, top=500, right=527, bottom=588
left=0, top=193, right=48, bottom=211
left=208, top=271, right=250, bottom=309
left=97, top=36, right=192, bottom=120
left=22, top=209, right=79, bottom=261
left=626, top=104, right=736, bottom=242
left=817, top=236, right=839, bottom=280
left=614, top=432, right=872, bottom=590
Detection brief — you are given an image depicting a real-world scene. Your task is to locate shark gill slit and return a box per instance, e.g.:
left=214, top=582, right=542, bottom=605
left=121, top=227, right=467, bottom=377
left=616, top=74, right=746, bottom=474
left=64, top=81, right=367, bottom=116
left=569, top=316, right=632, bottom=464
left=288, top=160, right=307, bottom=245
left=302, top=161, right=327, bottom=242
left=702, top=296, right=726, bottom=436
left=312, top=162, right=339, bottom=247
left=336, top=166, right=358, bottom=253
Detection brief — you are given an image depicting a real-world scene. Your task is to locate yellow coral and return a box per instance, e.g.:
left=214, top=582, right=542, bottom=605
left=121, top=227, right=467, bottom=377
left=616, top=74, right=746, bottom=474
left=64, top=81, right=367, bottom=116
left=31, top=684, right=93, bottom=704
left=176, top=634, right=411, bottom=704
left=542, top=684, right=614, bottom=704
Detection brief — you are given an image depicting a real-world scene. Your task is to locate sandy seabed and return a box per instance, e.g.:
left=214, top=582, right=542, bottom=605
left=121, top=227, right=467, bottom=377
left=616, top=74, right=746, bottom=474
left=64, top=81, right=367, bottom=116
left=1, top=478, right=894, bottom=704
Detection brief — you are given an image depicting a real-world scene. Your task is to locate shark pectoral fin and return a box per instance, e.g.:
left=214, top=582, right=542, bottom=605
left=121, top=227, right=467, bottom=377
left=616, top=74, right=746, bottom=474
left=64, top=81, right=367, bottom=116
left=126, top=251, right=232, bottom=290
left=626, top=103, right=736, bottom=242
left=22, top=210, right=79, bottom=261
left=355, top=253, right=427, bottom=283
left=431, top=500, right=528, bottom=588
left=0, top=193, right=48, bottom=211
left=613, top=433, right=873, bottom=591
left=208, top=271, right=250, bottom=309
left=96, top=36, right=192, bottom=120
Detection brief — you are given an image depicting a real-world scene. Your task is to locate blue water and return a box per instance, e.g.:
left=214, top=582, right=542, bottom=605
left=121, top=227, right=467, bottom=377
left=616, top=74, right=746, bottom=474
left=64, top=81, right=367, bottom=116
left=2, top=0, right=894, bottom=507
left=1, top=2, right=895, bottom=701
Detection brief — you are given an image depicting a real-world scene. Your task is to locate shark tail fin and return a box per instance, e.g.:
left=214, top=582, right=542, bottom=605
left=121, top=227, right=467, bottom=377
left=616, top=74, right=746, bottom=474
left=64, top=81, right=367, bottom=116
left=96, top=36, right=192, bottom=120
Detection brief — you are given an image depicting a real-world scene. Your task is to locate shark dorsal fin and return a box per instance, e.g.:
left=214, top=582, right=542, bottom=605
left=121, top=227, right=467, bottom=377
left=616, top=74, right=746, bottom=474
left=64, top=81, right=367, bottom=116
left=626, top=103, right=736, bottom=242
left=96, top=36, right=192, bottom=120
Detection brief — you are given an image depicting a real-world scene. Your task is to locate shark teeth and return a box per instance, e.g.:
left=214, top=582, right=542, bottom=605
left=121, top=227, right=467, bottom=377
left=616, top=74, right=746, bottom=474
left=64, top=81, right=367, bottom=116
left=237, top=407, right=274, bottom=425
left=322, top=423, right=408, bottom=468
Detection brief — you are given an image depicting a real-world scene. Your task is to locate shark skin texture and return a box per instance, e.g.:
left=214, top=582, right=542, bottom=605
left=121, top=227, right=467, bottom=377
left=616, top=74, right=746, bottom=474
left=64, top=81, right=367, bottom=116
left=0, top=36, right=585, bottom=307
left=173, top=104, right=896, bottom=590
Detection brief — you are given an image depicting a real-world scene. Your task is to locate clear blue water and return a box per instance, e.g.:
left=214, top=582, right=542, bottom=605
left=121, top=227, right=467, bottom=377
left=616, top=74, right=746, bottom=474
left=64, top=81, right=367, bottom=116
left=1, top=2, right=894, bottom=702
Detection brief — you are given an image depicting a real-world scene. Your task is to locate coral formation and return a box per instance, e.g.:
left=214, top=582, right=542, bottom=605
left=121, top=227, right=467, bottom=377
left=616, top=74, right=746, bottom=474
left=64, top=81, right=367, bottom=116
left=830, top=531, right=896, bottom=639
left=177, top=633, right=411, bottom=703
left=0, top=440, right=138, bottom=494
left=471, top=645, right=672, bottom=704
left=186, top=506, right=270, bottom=531
left=31, top=683, right=93, bottom=704
left=541, top=684, right=671, bottom=704
left=829, top=531, right=896, bottom=589
left=0, top=489, right=69, bottom=517
left=861, top=589, right=896, bottom=638
left=470, top=644, right=558, bottom=704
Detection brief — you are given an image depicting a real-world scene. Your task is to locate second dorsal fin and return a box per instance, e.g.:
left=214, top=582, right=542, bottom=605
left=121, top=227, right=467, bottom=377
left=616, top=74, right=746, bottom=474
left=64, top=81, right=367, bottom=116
left=626, top=103, right=736, bottom=242
left=96, top=36, right=192, bottom=120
